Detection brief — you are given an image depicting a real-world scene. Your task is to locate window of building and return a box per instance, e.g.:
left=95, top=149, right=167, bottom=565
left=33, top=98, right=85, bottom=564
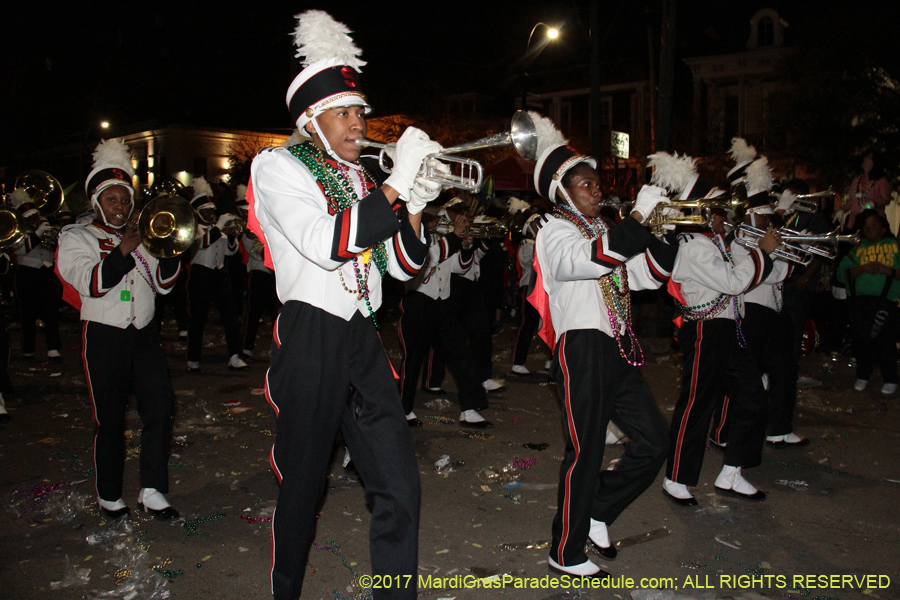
left=757, top=16, right=774, bottom=47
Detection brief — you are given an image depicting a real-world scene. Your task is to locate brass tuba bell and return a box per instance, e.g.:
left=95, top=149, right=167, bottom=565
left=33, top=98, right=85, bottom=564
left=15, top=170, right=65, bottom=217
left=132, top=194, right=198, bottom=258
left=0, top=207, right=29, bottom=250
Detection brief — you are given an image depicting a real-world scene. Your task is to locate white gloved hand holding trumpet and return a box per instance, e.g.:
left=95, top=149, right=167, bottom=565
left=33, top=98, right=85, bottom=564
left=383, top=127, right=443, bottom=201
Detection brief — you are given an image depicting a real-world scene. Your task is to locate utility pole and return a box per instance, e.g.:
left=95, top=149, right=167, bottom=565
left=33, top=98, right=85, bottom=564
left=590, top=0, right=603, bottom=163
left=656, top=0, right=676, bottom=153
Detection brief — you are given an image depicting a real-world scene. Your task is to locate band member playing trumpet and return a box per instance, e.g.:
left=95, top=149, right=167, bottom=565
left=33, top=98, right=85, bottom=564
left=663, top=153, right=781, bottom=506
left=57, top=139, right=181, bottom=520
left=248, top=11, right=441, bottom=599
left=9, top=190, right=62, bottom=360
left=529, top=125, right=675, bottom=578
left=185, top=176, right=248, bottom=372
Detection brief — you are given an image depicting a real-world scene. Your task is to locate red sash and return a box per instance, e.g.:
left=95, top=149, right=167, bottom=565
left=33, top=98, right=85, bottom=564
left=526, top=252, right=556, bottom=352
left=245, top=178, right=275, bottom=271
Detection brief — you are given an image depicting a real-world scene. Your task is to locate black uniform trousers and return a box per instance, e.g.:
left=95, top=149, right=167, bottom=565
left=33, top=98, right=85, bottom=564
left=549, top=329, right=668, bottom=567
left=187, top=264, right=242, bottom=362
left=242, top=270, right=280, bottom=353
left=154, top=258, right=190, bottom=333
left=267, top=302, right=419, bottom=600
left=15, top=265, right=61, bottom=354
left=83, top=321, right=174, bottom=501
left=226, top=253, right=247, bottom=317
left=0, top=311, right=13, bottom=394
left=513, top=286, right=541, bottom=366
left=398, top=291, right=487, bottom=414
left=849, top=295, right=900, bottom=384
left=711, top=303, right=797, bottom=441
left=667, top=318, right=768, bottom=486
left=449, top=275, right=493, bottom=383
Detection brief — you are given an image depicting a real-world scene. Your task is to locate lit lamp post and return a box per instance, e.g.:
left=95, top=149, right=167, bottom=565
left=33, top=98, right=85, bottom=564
left=522, top=23, right=560, bottom=110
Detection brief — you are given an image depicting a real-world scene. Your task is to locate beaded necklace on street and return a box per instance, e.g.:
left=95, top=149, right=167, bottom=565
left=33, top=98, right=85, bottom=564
left=89, top=224, right=158, bottom=295
left=288, top=142, right=388, bottom=329
left=552, top=203, right=644, bottom=366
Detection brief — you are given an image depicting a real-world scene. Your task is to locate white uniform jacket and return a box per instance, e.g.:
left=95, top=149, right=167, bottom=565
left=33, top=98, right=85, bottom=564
left=535, top=214, right=676, bottom=341
left=733, top=242, right=790, bottom=311
left=190, top=224, right=238, bottom=270
left=15, top=232, right=55, bottom=269
left=57, top=222, right=180, bottom=329
left=250, top=146, right=428, bottom=320
left=518, top=239, right=536, bottom=289
left=243, top=233, right=272, bottom=274
left=456, top=240, right=488, bottom=282
left=406, top=232, right=472, bottom=300
left=672, top=232, right=773, bottom=321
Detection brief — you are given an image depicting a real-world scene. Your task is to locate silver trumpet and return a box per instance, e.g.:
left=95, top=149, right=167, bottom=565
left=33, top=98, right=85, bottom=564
left=731, top=224, right=860, bottom=265
left=356, top=110, right=538, bottom=193
left=790, top=190, right=835, bottom=214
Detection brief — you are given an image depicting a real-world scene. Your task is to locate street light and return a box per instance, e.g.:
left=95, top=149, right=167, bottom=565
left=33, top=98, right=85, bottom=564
left=522, top=23, right=561, bottom=110
left=80, top=120, right=112, bottom=181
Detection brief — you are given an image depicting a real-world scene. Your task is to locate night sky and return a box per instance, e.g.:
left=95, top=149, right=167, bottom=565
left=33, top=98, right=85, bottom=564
left=1, top=0, right=896, bottom=164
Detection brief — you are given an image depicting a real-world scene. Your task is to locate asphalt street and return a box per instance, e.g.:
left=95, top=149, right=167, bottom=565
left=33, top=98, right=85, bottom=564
left=0, top=305, right=898, bottom=600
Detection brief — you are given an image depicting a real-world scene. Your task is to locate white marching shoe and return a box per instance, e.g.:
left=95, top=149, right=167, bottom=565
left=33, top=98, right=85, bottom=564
left=714, top=465, right=765, bottom=501
left=137, top=488, right=180, bottom=520
left=228, top=354, right=249, bottom=370
left=98, top=496, right=129, bottom=519
left=662, top=478, right=697, bottom=506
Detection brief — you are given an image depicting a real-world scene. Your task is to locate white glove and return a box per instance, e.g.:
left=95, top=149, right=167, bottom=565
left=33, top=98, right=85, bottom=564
left=216, top=213, right=235, bottom=230
left=383, top=127, right=442, bottom=200
left=776, top=190, right=797, bottom=212
left=35, top=221, right=50, bottom=237
left=632, top=185, right=670, bottom=222
left=405, top=160, right=448, bottom=215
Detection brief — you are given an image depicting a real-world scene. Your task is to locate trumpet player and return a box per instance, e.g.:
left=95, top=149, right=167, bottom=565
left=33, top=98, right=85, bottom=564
left=9, top=189, right=62, bottom=361
left=56, top=139, right=182, bottom=520
left=185, top=176, right=248, bottom=372
left=664, top=157, right=781, bottom=506
left=248, top=11, right=442, bottom=599
left=530, top=131, right=675, bottom=577
left=711, top=169, right=810, bottom=448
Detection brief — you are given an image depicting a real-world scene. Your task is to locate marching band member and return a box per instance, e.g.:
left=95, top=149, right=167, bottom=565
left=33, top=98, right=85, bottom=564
left=398, top=208, right=493, bottom=428
left=663, top=148, right=781, bottom=507
left=237, top=187, right=280, bottom=361
left=511, top=213, right=542, bottom=375
left=710, top=160, right=809, bottom=447
left=57, top=139, right=181, bottom=520
left=248, top=11, right=439, bottom=599
left=0, top=252, right=13, bottom=422
left=185, top=176, right=248, bottom=372
left=529, top=124, right=675, bottom=578
left=10, top=189, right=62, bottom=360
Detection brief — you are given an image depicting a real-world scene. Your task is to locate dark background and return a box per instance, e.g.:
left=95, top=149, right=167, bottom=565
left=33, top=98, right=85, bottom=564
left=2, top=1, right=898, bottom=175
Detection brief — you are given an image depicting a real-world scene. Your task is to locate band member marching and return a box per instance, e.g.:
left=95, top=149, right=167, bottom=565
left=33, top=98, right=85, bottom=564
left=662, top=149, right=781, bottom=506
left=529, top=119, right=675, bottom=578
left=56, top=139, right=181, bottom=520
left=185, top=176, right=248, bottom=372
left=248, top=11, right=443, bottom=599
left=10, top=189, right=62, bottom=360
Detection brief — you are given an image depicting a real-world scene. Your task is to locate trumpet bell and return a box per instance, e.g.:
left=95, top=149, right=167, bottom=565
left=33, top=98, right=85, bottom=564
left=137, top=194, right=197, bottom=258
left=15, top=170, right=65, bottom=217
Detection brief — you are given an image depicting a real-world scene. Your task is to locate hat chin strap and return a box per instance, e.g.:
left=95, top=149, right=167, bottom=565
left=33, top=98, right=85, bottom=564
left=311, top=117, right=361, bottom=171
left=91, top=196, right=133, bottom=229
left=558, top=187, right=589, bottom=219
